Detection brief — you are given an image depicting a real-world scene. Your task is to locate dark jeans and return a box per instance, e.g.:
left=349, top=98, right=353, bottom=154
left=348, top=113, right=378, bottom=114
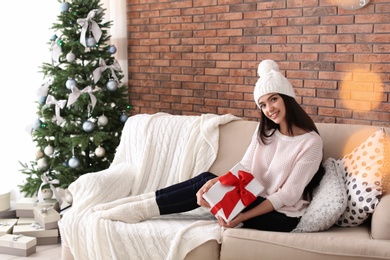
left=156, top=172, right=217, bottom=214
left=155, top=172, right=300, bottom=232
left=241, top=197, right=300, bottom=232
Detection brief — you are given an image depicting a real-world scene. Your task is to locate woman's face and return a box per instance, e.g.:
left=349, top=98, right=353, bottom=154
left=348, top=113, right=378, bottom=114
left=258, top=93, right=286, bottom=125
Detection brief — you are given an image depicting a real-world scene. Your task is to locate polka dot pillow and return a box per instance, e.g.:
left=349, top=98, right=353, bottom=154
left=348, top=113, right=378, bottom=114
left=336, top=128, right=386, bottom=227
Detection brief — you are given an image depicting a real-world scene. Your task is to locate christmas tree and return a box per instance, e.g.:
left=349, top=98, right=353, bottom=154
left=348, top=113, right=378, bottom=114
left=19, top=0, right=131, bottom=200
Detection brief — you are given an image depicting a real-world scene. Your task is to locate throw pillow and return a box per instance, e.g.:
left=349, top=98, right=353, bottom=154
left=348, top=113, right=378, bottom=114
left=336, top=128, right=386, bottom=227
left=292, top=158, right=347, bottom=233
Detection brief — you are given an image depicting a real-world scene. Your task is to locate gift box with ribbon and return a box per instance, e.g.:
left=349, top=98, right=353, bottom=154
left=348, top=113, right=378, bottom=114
left=0, top=208, right=16, bottom=219
left=15, top=198, right=59, bottom=218
left=203, top=162, right=264, bottom=222
left=33, top=205, right=61, bottom=230
left=0, top=219, right=18, bottom=236
left=12, top=223, right=59, bottom=245
left=16, top=218, right=36, bottom=226
left=0, top=234, right=37, bottom=257
left=0, top=190, right=10, bottom=212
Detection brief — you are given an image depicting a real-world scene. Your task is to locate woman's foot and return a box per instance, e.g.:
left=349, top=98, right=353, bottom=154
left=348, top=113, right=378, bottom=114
left=97, top=197, right=160, bottom=224
left=93, top=192, right=155, bottom=211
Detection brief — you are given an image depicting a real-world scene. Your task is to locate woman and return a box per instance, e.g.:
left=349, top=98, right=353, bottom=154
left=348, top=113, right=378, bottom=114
left=95, top=60, right=325, bottom=232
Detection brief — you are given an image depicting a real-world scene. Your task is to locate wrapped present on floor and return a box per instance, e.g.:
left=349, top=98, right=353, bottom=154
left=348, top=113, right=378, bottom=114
left=15, top=198, right=59, bottom=218
left=0, top=219, right=18, bottom=236
left=0, top=191, right=10, bottom=212
left=33, top=205, right=61, bottom=230
left=16, top=218, right=36, bottom=226
left=203, top=162, right=264, bottom=222
left=12, top=223, right=59, bottom=245
left=0, top=208, right=16, bottom=219
left=0, top=234, right=37, bottom=257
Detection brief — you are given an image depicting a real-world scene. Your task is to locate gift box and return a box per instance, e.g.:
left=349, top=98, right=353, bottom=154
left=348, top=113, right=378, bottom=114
left=0, top=191, right=10, bottom=212
left=16, top=218, right=36, bottom=226
left=203, top=162, right=264, bottom=222
left=33, top=205, right=61, bottom=230
left=0, top=234, right=37, bottom=257
left=0, top=219, right=18, bottom=236
left=15, top=198, right=59, bottom=218
left=12, top=224, right=59, bottom=245
left=0, top=208, right=16, bottom=219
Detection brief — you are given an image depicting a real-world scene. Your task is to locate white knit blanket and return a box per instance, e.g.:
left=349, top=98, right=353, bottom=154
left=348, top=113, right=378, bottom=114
left=60, top=113, right=238, bottom=260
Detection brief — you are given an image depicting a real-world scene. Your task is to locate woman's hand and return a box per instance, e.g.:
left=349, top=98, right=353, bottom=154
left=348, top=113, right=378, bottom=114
left=196, top=177, right=218, bottom=208
left=217, top=213, right=244, bottom=228
left=217, top=200, right=273, bottom=228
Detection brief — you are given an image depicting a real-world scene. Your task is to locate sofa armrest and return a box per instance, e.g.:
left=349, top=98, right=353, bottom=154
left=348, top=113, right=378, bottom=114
left=371, top=193, right=390, bottom=240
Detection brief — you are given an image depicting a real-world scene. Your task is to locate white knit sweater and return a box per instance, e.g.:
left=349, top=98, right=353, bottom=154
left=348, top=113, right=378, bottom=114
left=240, top=128, right=323, bottom=217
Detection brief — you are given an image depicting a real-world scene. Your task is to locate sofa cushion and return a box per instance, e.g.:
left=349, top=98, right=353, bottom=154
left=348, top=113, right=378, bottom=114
left=220, top=226, right=390, bottom=260
left=336, top=128, right=386, bottom=227
left=371, top=193, right=390, bottom=240
left=371, top=132, right=390, bottom=240
left=292, top=158, right=347, bottom=233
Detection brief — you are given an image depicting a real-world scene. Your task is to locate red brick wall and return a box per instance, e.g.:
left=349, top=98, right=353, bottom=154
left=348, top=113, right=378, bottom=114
left=126, top=0, right=390, bottom=126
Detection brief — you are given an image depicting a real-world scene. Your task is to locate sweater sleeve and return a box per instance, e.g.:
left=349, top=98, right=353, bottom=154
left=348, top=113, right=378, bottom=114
left=239, top=126, right=259, bottom=171
left=267, top=134, right=323, bottom=211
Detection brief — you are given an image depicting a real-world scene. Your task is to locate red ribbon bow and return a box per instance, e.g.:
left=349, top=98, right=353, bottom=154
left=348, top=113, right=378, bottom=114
left=210, top=170, right=256, bottom=220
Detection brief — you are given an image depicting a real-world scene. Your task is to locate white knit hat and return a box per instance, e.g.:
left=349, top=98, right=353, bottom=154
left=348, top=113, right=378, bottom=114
left=253, top=60, right=295, bottom=108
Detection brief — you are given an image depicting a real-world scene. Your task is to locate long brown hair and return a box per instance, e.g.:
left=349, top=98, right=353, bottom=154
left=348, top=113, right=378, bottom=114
left=257, top=94, right=325, bottom=201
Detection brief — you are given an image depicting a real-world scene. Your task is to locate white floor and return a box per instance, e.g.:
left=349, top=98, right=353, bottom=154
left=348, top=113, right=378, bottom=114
left=0, top=243, right=61, bottom=260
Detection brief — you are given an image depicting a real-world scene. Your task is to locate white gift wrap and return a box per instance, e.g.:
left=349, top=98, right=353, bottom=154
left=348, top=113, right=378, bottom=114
left=0, top=234, right=37, bottom=256
left=33, top=205, right=61, bottom=229
left=12, top=224, right=59, bottom=238
left=15, top=198, right=58, bottom=210
left=0, top=219, right=18, bottom=236
left=33, top=206, right=60, bottom=223
left=203, top=162, right=264, bottom=222
left=0, top=208, right=16, bottom=219
left=12, top=224, right=59, bottom=245
left=15, top=198, right=59, bottom=218
left=16, top=218, right=36, bottom=226
left=0, top=234, right=37, bottom=249
left=14, top=198, right=38, bottom=210
left=0, top=191, right=10, bottom=212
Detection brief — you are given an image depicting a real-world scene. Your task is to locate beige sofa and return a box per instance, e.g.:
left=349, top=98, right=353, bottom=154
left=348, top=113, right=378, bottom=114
left=62, top=119, right=390, bottom=260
